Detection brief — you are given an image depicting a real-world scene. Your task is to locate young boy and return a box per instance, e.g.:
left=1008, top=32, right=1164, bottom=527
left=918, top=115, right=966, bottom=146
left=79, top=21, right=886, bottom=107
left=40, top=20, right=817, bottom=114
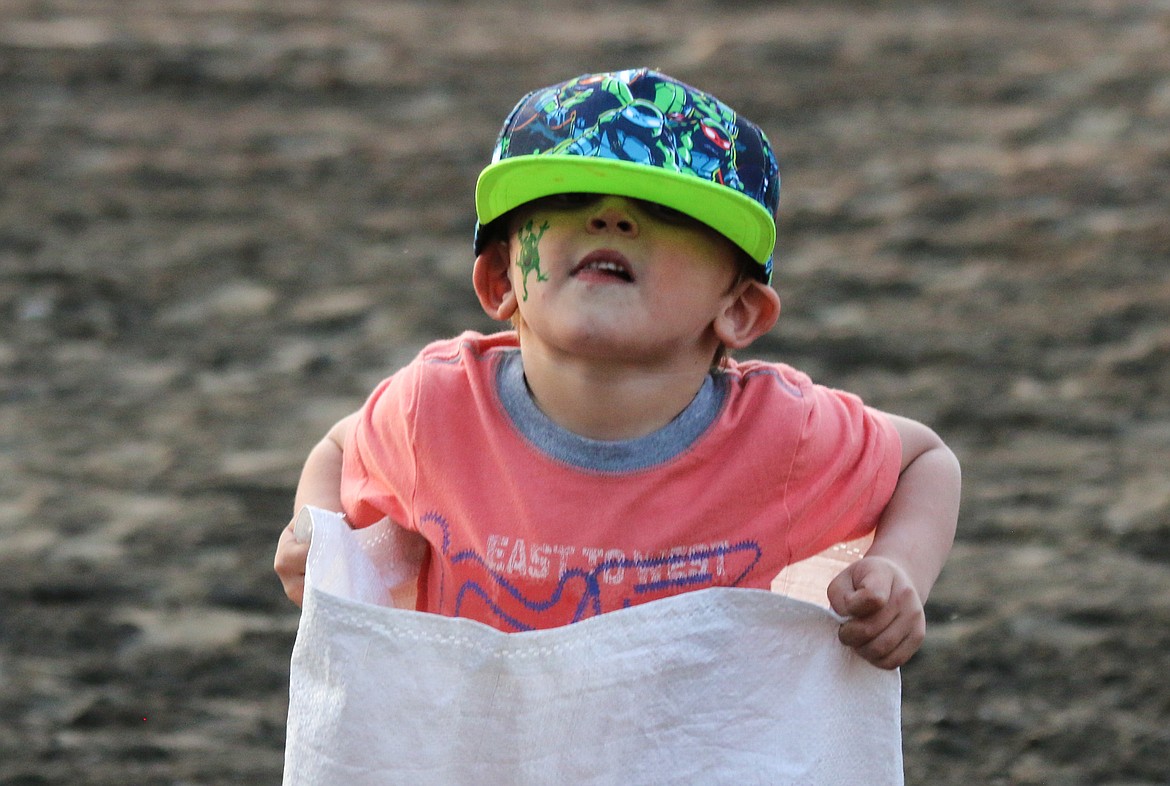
left=274, top=68, right=960, bottom=670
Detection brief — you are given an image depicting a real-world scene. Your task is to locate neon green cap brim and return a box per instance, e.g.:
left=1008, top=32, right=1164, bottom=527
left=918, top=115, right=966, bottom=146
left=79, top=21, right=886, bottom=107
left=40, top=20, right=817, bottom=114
left=475, top=156, right=776, bottom=266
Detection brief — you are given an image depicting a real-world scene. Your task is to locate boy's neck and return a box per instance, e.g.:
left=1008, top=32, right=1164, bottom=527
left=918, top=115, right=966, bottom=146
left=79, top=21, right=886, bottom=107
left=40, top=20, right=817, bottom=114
left=517, top=341, right=716, bottom=441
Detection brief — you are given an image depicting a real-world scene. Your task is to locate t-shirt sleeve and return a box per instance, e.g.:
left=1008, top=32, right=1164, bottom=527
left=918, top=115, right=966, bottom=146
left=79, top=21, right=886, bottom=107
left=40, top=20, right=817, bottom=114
left=340, top=363, right=422, bottom=529
left=781, top=383, right=902, bottom=562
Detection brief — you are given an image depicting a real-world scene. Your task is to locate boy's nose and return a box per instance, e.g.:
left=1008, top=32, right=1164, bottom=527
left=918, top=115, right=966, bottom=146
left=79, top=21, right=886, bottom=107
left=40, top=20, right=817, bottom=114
left=586, top=198, right=639, bottom=237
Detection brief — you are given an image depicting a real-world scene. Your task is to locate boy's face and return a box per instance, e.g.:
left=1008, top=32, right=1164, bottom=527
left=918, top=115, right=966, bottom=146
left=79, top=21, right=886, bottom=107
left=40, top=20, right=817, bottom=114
left=498, top=193, right=747, bottom=364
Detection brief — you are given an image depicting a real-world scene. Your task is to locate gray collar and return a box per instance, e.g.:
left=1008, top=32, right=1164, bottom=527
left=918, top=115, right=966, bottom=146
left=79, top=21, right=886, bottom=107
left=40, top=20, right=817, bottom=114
left=496, top=350, right=727, bottom=473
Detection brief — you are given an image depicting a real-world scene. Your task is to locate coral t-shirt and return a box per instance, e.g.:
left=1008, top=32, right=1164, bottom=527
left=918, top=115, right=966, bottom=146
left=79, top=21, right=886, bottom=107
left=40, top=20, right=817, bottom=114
left=341, top=331, right=901, bottom=632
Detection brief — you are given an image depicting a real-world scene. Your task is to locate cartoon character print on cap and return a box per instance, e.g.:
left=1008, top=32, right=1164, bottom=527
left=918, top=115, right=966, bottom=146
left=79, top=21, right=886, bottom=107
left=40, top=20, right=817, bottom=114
left=499, top=69, right=767, bottom=202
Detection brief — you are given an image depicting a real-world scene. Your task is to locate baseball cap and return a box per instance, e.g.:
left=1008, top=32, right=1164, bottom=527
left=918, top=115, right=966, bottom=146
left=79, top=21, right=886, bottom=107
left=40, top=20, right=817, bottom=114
left=474, top=68, right=781, bottom=283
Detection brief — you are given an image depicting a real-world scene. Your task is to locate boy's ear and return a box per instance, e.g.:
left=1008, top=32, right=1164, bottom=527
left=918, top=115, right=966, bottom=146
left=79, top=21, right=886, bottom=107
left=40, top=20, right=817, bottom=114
left=713, top=280, right=781, bottom=350
left=472, top=242, right=519, bottom=322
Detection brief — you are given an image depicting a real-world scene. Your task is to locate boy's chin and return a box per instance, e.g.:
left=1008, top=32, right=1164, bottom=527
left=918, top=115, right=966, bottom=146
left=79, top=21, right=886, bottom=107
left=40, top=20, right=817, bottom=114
left=529, top=326, right=714, bottom=366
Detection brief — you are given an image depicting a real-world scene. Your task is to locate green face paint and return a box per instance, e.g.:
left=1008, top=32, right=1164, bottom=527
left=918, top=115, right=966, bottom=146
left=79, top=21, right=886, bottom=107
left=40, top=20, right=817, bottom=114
left=516, top=219, right=550, bottom=301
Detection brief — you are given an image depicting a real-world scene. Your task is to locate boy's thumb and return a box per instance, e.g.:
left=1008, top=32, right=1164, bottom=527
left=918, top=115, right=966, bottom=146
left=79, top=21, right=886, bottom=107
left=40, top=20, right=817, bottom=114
left=827, top=564, right=858, bottom=616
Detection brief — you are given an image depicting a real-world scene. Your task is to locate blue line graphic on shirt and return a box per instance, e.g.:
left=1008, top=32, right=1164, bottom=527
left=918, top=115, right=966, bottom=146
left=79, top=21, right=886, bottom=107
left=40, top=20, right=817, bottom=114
left=420, top=510, right=762, bottom=632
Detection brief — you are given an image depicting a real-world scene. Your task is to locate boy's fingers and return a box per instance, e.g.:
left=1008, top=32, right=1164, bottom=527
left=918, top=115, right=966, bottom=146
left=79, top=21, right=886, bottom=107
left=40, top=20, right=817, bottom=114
left=829, top=560, right=892, bottom=619
left=842, top=601, right=926, bottom=669
left=283, top=580, right=305, bottom=608
left=826, top=570, right=853, bottom=616
left=275, top=523, right=310, bottom=608
left=844, top=586, right=886, bottom=618
left=854, top=633, right=905, bottom=670
left=861, top=624, right=923, bottom=670
left=837, top=599, right=898, bottom=648
left=275, top=523, right=306, bottom=561
left=829, top=557, right=926, bottom=669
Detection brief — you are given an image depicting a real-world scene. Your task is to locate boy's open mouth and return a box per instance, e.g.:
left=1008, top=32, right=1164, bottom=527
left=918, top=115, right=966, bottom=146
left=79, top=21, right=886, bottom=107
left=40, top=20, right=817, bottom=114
left=571, top=251, right=635, bottom=282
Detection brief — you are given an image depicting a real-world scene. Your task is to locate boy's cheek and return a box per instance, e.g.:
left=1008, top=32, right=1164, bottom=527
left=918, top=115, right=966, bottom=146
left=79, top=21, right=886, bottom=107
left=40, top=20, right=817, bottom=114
left=513, top=219, right=553, bottom=301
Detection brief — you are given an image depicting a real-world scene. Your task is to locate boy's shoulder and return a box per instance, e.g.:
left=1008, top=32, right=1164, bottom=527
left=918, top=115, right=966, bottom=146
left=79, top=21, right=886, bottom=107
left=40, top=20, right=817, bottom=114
left=389, top=331, right=517, bottom=383
left=720, top=356, right=814, bottom=399
left=415, top=330, right=519, bottom=366
left=372, top=331, right=516, bottom=405
left=368, top=331, right=518, bottom=424
left=718, top=357, right=878, bottom=418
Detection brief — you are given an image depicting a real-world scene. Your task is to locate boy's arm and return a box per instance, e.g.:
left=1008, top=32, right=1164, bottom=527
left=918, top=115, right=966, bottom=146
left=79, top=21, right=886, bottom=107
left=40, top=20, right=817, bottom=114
left=274, top=413, right=359, bottom=607
left=827, top=413, right=961, bottom=669
left=292, top=413, right=358, bottom=516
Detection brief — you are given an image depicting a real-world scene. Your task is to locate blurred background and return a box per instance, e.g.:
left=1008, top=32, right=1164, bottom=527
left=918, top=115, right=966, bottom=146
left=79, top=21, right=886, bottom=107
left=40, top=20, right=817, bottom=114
left=1, top=1, right=1168, bottom=783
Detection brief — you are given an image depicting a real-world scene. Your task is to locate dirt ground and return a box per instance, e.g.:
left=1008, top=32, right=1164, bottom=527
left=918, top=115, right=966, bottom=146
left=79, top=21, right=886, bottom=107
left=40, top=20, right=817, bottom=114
left=1, top=1, right=1168, bottom=783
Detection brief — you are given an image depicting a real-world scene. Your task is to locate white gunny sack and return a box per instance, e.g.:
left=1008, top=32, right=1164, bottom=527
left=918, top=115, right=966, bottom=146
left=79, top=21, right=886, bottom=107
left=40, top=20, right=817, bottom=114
left=283, top=507, right=904, bottom=785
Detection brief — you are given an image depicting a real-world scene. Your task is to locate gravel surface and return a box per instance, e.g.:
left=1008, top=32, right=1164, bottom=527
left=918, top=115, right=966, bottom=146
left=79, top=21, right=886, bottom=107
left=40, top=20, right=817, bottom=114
left=2, top=1, right=1169, bottom=783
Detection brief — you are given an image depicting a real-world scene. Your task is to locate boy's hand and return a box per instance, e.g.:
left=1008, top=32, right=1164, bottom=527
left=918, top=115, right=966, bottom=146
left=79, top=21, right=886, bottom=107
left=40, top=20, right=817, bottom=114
left=280, top=412, right=358, bottom=608
left=827, top=556, right=926, bottom=670
left=274, top=518, right=311, bottom=608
